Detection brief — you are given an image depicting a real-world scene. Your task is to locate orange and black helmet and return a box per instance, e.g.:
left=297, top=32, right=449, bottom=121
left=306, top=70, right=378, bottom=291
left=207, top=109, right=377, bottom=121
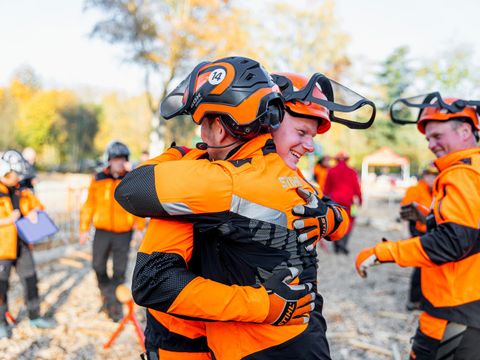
left=272, top=72, right=376, bottom=130
left=160, top=56, right=284, bottom=139
left=390, top=92, right=480, bottom=134
left=272, top=72, right=331, bottom=134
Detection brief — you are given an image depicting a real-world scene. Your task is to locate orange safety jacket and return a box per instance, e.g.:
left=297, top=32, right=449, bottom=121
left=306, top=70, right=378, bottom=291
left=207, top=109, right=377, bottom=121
left=375, top=147, right=480, bottom=328
left=116, top=134, right=349, bottom=358
left=313, top=164, right=329, bottom=192
left=400, top=179, right=433, bottom=235
left=80, top=168, right=145, bottom=233
left=0, top=182, right=44, bottom=259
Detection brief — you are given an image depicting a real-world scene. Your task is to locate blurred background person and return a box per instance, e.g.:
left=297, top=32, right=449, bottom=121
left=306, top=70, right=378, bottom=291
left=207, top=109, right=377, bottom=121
left=79, top=141, right=145, bottom=322
left=19, top=147, right=38, bottom=192
left=324, top=151, right=362, bottom=255
left=0, top=151, right=55, bottom=339
left=313, top=155, right=331, bottom=192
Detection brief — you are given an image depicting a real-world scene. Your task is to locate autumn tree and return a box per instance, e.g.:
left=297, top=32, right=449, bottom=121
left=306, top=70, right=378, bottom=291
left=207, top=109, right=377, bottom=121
left=257, top=0, right=350, bottom=78
left=85, top=0, right=253, bottom=152
left=95, top=93, right=152, bottom=158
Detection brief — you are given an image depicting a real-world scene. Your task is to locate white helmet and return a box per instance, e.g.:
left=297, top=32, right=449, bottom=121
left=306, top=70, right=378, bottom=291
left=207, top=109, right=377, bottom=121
left=0, top=159, right=11, bottom=178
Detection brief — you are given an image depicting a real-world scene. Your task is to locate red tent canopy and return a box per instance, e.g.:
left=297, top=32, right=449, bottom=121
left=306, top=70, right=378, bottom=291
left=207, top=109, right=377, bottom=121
left=362, top=146, right=409, bottom=167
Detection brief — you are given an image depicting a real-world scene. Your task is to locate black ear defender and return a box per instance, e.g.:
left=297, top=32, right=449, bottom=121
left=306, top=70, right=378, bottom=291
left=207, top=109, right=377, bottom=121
left=264, top=102, right=284, bottom=130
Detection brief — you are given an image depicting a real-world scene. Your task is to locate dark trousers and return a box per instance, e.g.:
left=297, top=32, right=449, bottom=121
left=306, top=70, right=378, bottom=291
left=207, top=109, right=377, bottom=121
left=410, top=323, right=480, bottom=360
left=409, top=267, right=422, bottom=303
left=0, top=241, right=40, bottom=322
left=333, top=232, right=351, bottom=254
left=92, top=229, right=132, bottom=304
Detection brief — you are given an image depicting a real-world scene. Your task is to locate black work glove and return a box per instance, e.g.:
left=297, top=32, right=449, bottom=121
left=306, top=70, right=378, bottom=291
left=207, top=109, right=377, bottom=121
left=400, top=202, right=426, bottom=224
left=262, top=267, right=315, bottom=326
left=292, top=188, right=341, bottom=251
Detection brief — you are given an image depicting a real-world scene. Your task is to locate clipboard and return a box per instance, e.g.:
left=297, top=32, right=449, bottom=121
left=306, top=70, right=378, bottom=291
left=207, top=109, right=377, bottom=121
left=16, top=211, right=59, bottom=244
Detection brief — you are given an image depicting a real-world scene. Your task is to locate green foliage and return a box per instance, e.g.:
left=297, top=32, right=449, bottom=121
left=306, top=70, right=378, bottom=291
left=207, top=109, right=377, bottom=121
left=58, top=105, right=100, bottom=170
left=95, top=93, right=152, bottom=159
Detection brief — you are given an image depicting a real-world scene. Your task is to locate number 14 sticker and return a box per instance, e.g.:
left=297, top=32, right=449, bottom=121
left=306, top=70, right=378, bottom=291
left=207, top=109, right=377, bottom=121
left=208, top=69, right=226, bottom=85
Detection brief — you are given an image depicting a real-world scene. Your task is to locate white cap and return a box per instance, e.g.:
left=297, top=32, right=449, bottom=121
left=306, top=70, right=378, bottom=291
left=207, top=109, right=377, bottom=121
left=0, top=159, right=11, bottom=178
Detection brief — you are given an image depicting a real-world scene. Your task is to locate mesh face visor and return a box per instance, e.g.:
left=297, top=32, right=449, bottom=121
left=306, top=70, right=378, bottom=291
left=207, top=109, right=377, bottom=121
left=160, top=61, right=210, bottom=120
left=275, top=73, right=376, bottom=129
left=390, top=92, right=480, bottom=125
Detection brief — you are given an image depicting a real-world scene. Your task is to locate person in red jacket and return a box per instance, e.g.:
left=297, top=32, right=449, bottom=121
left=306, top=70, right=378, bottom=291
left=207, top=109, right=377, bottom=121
left=313, top=156, right=331, bottom=192
left=323, top=151, right=362, bottom=254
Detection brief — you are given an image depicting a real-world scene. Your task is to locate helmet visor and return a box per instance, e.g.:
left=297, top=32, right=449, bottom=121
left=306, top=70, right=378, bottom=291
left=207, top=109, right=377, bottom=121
left=390, top=93, right=443, bottom=124
left=160, top=61, right=210, bottom=119
left=279, top=73, right=376, bottom=129
left=391, top=92, right=480, bottom=125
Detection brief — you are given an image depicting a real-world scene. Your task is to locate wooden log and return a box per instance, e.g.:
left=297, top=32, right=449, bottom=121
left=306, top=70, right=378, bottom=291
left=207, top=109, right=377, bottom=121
left=377, top=311, right=409, bottom=320
left=328, top=330, right=358, bottom=340
left=69, top=250, right=92, bottom=261
left=349, top=339, right=392, bottom=357
left=58, top=258, right=84, bottom=269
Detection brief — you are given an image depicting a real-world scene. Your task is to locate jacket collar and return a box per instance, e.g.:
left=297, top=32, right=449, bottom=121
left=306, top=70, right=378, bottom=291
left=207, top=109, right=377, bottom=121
left=0, top=182, right=8, bottom=195
left=226, top=134, right=273, bottom=161
left=434, top=147, right=480, bottom=172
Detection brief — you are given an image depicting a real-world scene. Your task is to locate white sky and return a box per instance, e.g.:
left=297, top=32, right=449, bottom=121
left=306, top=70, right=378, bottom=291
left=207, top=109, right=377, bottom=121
left=1, top=0, right=479, bottom=95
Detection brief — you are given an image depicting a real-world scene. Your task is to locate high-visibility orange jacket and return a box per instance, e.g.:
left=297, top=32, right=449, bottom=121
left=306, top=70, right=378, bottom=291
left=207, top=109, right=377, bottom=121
left=116, top=134, right=349, bottom=359
left=0, top=182, right=44, bottom=259
left=400, top=179, right=433, bottom=234
left=313, top=164, right=329, bottom=192
left=80, top=168, right=145, bottom=233
left=375, top=147, right=480, bottom=328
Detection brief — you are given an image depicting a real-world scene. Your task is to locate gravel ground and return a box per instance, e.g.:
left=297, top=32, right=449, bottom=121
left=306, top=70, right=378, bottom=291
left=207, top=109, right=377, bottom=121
left=0, top=247, right=144, bottom=360
left=319, top=223, right=417, bottom=360
left=0, top=198, right=418, bottom=360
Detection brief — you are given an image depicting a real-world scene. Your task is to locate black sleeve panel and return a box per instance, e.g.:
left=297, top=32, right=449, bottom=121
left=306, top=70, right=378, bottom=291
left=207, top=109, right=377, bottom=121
left=420, top=222, right=480, bottom=265
left=114, top=165, right=168, bottom=218
left=132, top=251, right=196, bottom=312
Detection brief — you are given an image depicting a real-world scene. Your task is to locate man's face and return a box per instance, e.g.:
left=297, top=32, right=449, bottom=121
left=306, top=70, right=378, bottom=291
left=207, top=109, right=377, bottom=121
left=1, top=171, right=20, bottom=187
left=109, top=157, right=127, bottom=173
left=272, top=112, right=317, bottom=170
left=200, top=117, right=225, bottom=160
left=424, top=121, right=465, bottom=158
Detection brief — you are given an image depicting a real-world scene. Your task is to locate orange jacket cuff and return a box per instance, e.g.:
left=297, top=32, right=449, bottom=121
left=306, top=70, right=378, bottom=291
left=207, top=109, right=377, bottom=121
left=374, top=241, right=396, bottom=262
left=327, top=207, right=349, bottom=240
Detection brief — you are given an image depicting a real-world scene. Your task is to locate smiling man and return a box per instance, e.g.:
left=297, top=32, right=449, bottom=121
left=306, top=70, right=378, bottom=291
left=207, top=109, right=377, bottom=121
left=356, top=94, right=480, bottom=360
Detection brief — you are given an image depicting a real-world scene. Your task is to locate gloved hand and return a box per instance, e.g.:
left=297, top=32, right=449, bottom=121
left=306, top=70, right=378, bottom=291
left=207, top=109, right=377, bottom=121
left=292, top=188, right=338, bottom=251
left=355, top=246, right=381, bottom=278
left=399, top=202, right=427, bottom=224
left=263, top=267, right=315, bottom=326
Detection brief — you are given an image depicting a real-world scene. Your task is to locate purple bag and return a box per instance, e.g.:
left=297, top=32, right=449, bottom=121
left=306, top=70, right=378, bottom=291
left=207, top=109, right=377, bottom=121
left=16, top=211, right=59, bottom=244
